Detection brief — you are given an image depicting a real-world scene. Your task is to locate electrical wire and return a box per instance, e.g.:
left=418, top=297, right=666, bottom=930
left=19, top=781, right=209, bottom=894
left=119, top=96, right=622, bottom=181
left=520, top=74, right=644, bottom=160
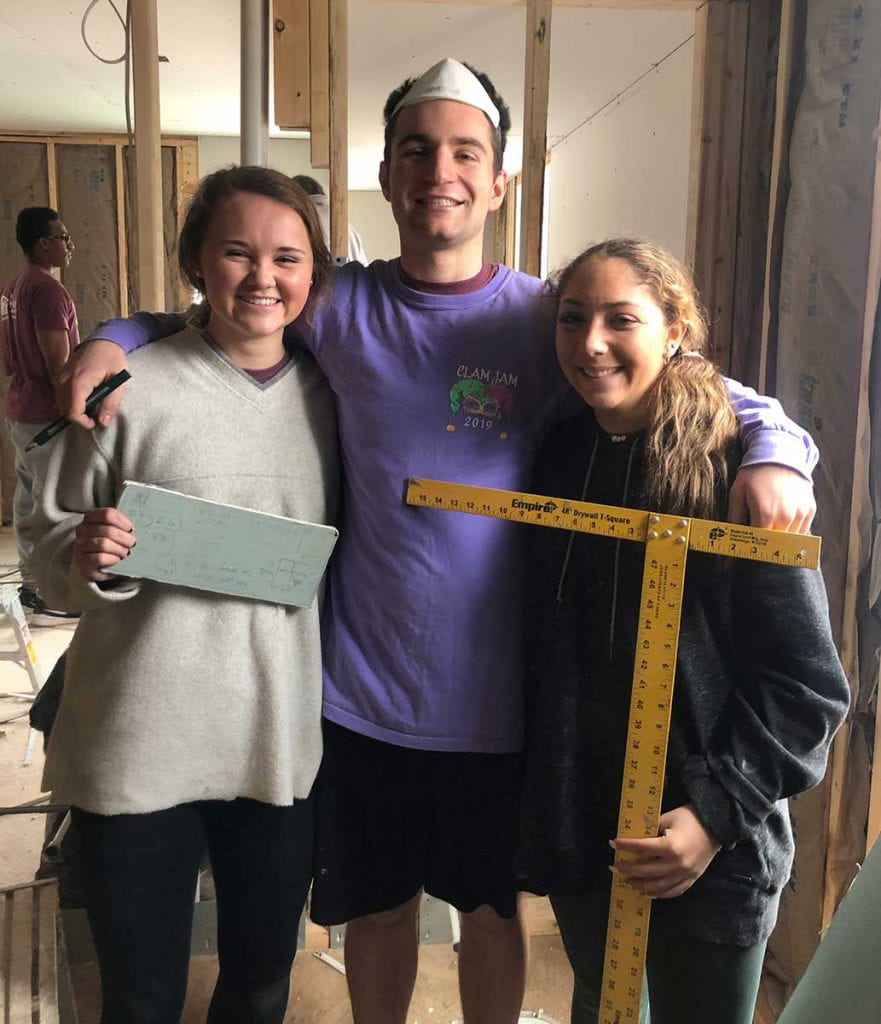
left=551, top=33, right=694, bottom=153
left=80, top=0, right=127, bottom=65
left=80, top=0, right=134, bottom=276
left=80, top=0, right=133, bottom=142
left=122, top=1, right=134, bottom=307
left=124, top=2, right=133, bottom=145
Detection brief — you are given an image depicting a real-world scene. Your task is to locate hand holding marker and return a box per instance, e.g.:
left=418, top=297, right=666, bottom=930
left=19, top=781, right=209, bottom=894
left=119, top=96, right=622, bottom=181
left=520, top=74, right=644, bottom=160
left=26, top=371, right=131, bottom=451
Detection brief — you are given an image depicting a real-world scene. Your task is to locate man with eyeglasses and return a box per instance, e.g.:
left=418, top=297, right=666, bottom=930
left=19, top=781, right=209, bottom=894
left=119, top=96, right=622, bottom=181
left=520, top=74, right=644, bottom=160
left=0, top=207, right=79, bottom=619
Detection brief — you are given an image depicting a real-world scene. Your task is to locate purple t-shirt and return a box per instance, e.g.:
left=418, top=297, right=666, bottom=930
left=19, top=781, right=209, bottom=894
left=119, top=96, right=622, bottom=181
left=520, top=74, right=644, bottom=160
left=0, top=264, right=80, bottom=423
left=310, top=261, right=563, bottom=751
left=89, top=259, right=818, bottom=753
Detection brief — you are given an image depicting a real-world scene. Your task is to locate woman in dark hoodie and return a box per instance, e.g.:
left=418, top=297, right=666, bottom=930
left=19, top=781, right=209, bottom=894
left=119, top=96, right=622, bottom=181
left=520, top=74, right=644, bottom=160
left=519, top=238, right=850, bottom=1024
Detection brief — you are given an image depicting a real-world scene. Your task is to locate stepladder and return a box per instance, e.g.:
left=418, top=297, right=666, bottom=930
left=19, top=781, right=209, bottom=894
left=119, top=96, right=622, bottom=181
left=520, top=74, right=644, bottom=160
left=0, top=582, right=46, bottom=765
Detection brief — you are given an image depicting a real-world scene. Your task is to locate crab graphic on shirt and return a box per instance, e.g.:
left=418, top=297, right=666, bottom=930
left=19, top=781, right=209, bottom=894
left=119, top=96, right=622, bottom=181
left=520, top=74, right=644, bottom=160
left=447, top=377, right=516, bottom=439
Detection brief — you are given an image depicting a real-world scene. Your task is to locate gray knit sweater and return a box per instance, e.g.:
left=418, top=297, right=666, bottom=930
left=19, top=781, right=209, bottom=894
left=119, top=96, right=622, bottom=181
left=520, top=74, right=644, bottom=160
left=22, top=328, right=339, bottom=814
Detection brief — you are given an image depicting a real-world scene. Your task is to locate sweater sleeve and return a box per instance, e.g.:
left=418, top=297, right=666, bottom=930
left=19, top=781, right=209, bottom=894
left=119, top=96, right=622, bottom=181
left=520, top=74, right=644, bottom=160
left=18, top=422, right=143, bottom=612
left=86, top=311, right=185, bottom=352
left=681, top=561, right=850, bottom=848
left=724, top=376, right=819, bottom=480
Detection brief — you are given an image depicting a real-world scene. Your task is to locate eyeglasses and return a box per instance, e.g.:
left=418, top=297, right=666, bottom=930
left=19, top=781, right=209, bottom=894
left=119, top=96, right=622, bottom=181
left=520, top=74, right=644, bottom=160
left=44, top=233, right=73, bottom=245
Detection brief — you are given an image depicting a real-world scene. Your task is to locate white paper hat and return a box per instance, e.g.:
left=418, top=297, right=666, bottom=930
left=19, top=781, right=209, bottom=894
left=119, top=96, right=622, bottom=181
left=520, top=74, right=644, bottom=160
left=391, top=58, right=500, bottom=128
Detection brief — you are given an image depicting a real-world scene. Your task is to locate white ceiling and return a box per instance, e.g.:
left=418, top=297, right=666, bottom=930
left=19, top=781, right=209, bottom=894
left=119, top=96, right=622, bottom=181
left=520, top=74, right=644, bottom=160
left=0, top=1, right=694, bottom=189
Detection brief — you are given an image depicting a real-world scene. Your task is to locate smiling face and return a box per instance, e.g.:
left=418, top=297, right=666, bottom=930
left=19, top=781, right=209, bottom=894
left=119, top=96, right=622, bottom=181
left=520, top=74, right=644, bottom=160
left=379, top=99, right=507, bottom=272
left=555, top=256, right=685, bottom=434
left=194, top=192, right=313, bottom=359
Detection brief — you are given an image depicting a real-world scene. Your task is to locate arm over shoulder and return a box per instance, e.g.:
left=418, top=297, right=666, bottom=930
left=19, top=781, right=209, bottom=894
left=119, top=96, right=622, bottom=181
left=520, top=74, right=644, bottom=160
left=724, top=376, right=818, bottom=479
left=86, top=311, right=186, bottom=352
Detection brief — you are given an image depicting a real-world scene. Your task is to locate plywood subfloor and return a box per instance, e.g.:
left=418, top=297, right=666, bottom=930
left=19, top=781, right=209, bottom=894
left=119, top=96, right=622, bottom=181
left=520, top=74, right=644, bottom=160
left=69, top=932, right=573, bottom=1024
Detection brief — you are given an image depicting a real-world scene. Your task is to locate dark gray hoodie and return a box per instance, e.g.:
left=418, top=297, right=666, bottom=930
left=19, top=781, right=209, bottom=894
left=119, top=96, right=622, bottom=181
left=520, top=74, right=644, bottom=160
left=518, top=408, right=850, bottom=946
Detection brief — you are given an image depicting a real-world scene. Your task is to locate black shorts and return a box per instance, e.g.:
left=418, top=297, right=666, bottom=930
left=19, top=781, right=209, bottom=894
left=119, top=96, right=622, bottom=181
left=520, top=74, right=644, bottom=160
left=310, top=720, right=524, bottom=925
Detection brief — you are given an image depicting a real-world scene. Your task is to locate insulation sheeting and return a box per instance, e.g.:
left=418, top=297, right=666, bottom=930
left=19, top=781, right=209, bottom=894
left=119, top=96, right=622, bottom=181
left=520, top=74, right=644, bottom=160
left=0, top=142, right=49, bottom=285
left=56, top=145, right=120, bottom=339
left=768, top=0, right=881, bottom=1013
left=776, top=2, right=880, bottom=637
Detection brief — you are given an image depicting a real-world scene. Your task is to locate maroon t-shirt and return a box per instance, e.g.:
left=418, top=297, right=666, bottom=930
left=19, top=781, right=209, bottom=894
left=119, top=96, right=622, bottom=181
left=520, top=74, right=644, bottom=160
left=0, top=264, right=80, bottom=423
left=244, top=349, right=292, bottom=383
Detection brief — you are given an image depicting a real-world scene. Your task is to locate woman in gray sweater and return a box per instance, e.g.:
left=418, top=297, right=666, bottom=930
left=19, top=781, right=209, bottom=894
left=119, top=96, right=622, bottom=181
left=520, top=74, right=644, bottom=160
left=23, top=167, right=338, bottom=1024
left=519, top=239, right=850, bottom=1024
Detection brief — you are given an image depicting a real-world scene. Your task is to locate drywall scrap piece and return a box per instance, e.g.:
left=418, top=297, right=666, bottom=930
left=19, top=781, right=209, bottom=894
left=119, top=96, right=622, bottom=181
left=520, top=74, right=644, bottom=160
left=777, top=840, right=881, bottom=1024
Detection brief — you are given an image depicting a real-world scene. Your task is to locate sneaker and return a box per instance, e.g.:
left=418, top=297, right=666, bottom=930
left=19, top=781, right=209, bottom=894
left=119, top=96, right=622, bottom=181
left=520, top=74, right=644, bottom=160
left=18, top=588, right=80, bottom=623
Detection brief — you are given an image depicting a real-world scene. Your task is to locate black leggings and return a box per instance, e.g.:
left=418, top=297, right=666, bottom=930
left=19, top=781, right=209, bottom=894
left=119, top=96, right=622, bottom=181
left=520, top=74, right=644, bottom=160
left=72, top=796, right=313, bottom=1024
left=551, top=889, right=767, bottom=1024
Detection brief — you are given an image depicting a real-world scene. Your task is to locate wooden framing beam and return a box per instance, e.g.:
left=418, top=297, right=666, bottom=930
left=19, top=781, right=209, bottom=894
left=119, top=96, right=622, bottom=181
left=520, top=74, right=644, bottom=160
left=846, top=99, right=881, bottom=862
left=309, top=0, right=330, bottom=167
left=273, top=0, right=311, bottom=130
left=175, top=140, right=200, bottom=209
left=377, top=0, right=701, bottom=8
left=504, top=175, right=518, bottom=268
left=757, top=0, right=801, bottom=395
left=685, top=0, right=749, bottom=373
left=327, top=0, right=348, bottom=259
left=519, top=0, right=552, bottom=277
left=45, top=141, right=58, bottom=210
left=727, top=0, right=782, bottom=390
left=115, top=145, right=129, bottom=317
left=0, top=132, right=196, bottom=146
left=175, top=140, right=200, bottom=307
left=130, top=0, right=165, bottom=313
left=45, top=141, right=60, bottom=283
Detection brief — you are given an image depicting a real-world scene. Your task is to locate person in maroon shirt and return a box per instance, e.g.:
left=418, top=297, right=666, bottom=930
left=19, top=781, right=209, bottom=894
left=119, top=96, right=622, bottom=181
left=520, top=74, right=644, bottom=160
left=0, top=206, right=79, bottom=618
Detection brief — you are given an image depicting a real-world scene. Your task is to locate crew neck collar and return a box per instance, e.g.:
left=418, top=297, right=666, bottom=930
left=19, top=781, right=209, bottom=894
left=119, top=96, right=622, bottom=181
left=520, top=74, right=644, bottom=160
left=396, top=259, right=499, bottom=296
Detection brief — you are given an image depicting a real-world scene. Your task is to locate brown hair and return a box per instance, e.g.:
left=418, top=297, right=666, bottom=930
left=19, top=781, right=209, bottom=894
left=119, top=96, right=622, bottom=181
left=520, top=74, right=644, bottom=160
left=177, top=165, right=332, bottom=325
left=551, top=238, right=739, bottom=520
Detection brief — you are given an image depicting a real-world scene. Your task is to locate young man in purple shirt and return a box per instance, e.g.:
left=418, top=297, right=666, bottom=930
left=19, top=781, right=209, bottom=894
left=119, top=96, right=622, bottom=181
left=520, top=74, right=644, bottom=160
left=57, top=60, right=816, bottom=1024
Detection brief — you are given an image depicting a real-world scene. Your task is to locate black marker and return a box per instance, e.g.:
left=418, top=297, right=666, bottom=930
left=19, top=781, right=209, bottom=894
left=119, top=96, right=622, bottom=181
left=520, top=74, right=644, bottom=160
left=26, top=370, right=132, bottom=451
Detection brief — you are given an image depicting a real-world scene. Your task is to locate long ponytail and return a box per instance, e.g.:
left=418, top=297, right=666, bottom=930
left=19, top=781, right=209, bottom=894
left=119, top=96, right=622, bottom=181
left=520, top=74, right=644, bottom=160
left=642, top=350, right=738, bottom=519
